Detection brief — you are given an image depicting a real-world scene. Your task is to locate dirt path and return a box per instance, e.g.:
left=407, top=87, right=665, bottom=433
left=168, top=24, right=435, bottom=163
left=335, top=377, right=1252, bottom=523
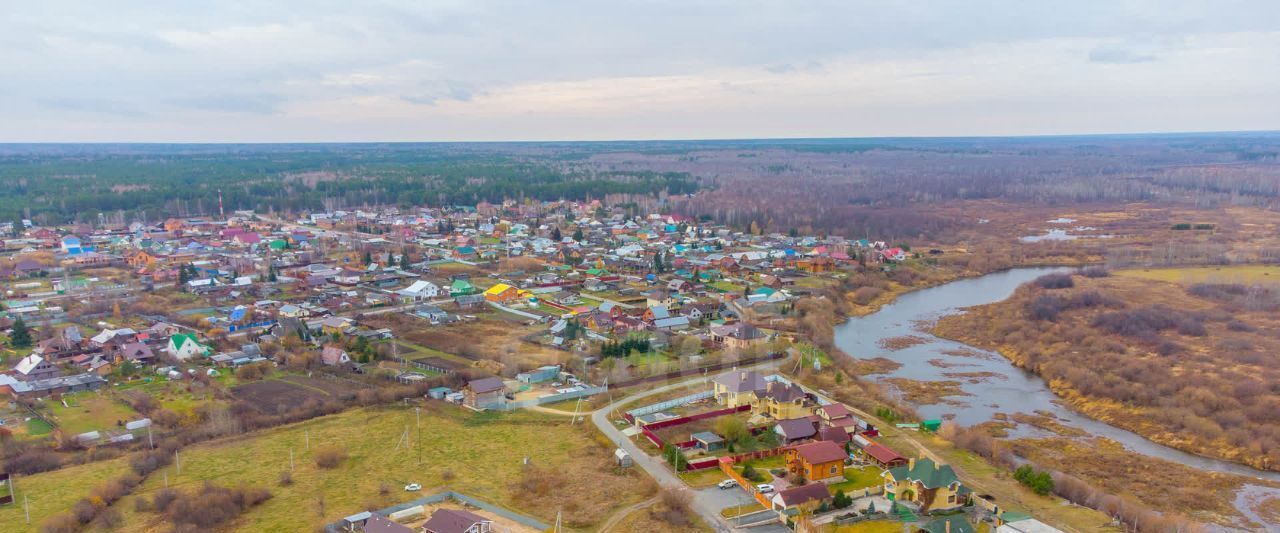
left=598, top=496, right=659, bottom=532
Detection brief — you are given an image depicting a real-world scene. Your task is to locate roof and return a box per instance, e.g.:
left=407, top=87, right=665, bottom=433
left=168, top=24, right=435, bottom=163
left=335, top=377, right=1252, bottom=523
left=817, top=403, right=853, bottom=419
left=775, top=418, right=817, bottom=440
left=888, top=457, right=960, bottom=489
left=792, top=439, right=846, bottom=464
left=774, top=483, right=831, bottom=508
left=484, top=283, right=515, bottom=296
left=864, top=442, right=904, bottom=464
left=997, top=518, right=1064, bottom=533
left=691, top=431, right=724, bottom=444
left=421, top=509, right=491, bottom=533
left=468, top=376, right=505, bottom=394
left=363, top=515, right=414, bottom=533
left=713, top=370, right=768, bottom=393
left=755, top=381, right=807, bottom=403
left=14, top=355, right=45, bottom=375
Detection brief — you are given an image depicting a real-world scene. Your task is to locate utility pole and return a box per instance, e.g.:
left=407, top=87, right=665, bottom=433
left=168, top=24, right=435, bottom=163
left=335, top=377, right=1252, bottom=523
left=24, top=494, right=29, bottom=524
left=290, top=449, right=295, bottom=471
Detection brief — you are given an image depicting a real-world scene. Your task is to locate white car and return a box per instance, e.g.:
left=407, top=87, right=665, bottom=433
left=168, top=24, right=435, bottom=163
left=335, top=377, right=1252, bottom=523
left=404, top=483, right=421, bottom=491
left=756, top=484, right=775, bottom=493
left=717, top=479, right=738, bottom=489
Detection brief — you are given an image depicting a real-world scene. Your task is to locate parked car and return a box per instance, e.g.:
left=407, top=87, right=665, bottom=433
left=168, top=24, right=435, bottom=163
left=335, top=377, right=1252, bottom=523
left=404, top=483, right=421, bottom=491
left=756, top=484, right=775, bottom=493
left=718, top=479, right=738, bottom=489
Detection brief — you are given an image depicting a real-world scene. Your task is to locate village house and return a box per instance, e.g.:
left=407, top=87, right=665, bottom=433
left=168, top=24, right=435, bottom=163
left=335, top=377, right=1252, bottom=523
left=12, top=354, right=61, bottom=381
left=785, top=440, right=847, bottom=483
left=884, top=457, right=968, bottom=512
left=421, top=508, right=494, bottom=533
left=770, top=483, right=832, bottom=520
left=320, top=345, right=351, bottom=366
left=712, top=370, right=768, bottom=408
left=710, top=322, right=767, bottom=349
left=482, top=283, right=521, bottom=303
left=751, top=380, right=814, bottom=419
left=464, top=377, right=507, bottom=409
left=167, top=333, right=210, bottom=360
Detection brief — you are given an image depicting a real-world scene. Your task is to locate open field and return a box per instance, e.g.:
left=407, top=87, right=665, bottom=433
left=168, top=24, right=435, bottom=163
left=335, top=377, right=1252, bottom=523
left=87, top=402, right=653, bottom=531
left=0, top=456, right=132, bottom=528
left=1115, top=264, right=1280, bottom=284
left=231, top=379, right=331, bottom=414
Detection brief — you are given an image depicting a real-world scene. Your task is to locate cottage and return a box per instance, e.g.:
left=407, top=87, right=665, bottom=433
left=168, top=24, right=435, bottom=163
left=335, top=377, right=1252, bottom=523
left=397, top=280, right=441, bottom=302
left=774, top=417, right=818, bottom=443
left=320, top=345, right=351, bottom=366
left=784, top=440, right=847, bottom=482
left=709, top=323, right=767, bottom=349
left=482, top=283, right=520, bottom=303
left=751, top=381, right=814, bottom=419
left=712, top=370, right=768, bottom=408
left=884, top=457, right=968, bottom=512
left=13, top=354, right=60, bottom=381
left=770, top=483, right=832, bottom=518
left=167, top=333, right=210, bottom=360
left=421, top=508, right=493, bottom=533
left=363, top=515, right=414, bottom=533
left=465, top=377, right=507, bottom=409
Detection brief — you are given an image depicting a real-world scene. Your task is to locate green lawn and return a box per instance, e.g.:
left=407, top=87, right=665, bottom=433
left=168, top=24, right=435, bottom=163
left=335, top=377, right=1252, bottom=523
left=828, top=466, right=884, bottom=495
left=41, top=392, right=139, bottom=436
left=25, top=418, right=54, bottom=436
left=710, top=280, right=745, bottom=293
left=680, top=466, right=731, bottom=488
left=0, top=455, right=132, bottom=528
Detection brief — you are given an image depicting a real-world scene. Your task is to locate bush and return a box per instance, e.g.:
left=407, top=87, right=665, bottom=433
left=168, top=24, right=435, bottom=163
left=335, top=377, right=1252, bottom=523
left=314, top=445, right=349, bottom=469
left=1013, top=464, right=1054, bottom=496
left=279, top=471, right=293, bottom=486
left=1079, top=266, right=1110, bottom=278
left=1034, top=273, right=1074, bottom=289
left=40, top=513, right=79, bottom=533
left=6, top=449, right=63, bottom=475
left=162, top=483, right=273, bottom=529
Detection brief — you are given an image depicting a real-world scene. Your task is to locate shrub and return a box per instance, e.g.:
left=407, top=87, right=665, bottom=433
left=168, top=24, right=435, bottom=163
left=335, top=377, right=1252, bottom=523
left=314, top=445, right=349, bottom=469
left=40, top=513, right=79, bottom=533
left=1079, top=266, right=1110, bottom=278
left=279, top=471, right=293, bottom=486
left=163, top=483, right=273, bottom=529
left=6, top=449, right=63, bottom=475
left=1034, top=273, right=1074, bottom=289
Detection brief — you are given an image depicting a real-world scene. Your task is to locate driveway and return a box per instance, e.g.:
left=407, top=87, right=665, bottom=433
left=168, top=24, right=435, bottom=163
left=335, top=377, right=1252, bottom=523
left=591, top=361, right=781, bottom=532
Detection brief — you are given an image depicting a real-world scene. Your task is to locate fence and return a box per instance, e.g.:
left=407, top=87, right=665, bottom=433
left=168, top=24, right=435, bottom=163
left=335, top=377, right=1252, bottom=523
left=720, top=457, right=775, bottom=510
left=624, top=390, right=714, bottom=422
left=228, top=320, right=276, bottom=332
left=502, top=385, right=607, bottom=411
left=639, top=404, right=750, bottom=431
left=323, top=490, right=550, bottom=532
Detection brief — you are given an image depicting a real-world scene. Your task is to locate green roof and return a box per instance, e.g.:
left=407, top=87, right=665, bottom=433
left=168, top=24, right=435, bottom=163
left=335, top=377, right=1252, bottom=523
left=888, top=458, right=960, bottom=489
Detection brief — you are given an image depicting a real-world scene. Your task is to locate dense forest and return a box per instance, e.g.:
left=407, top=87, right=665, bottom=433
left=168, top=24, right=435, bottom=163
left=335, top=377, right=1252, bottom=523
left=0, top=143, right=696, bottom=224
left=1, top=132, right=1277, bottom=227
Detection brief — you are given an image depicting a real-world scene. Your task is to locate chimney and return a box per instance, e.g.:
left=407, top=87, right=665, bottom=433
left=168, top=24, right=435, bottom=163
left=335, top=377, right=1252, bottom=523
left=908, top=457, right=916, bottom=470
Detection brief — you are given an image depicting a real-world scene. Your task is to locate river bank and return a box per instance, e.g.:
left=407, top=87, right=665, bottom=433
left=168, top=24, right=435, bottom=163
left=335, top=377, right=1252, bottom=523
left=825, top=266, right=1280, bottom=529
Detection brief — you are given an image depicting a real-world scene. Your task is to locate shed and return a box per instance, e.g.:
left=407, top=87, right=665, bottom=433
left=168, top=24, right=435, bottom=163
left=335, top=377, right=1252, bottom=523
left=428, top=386, right=452, bottom=400
left=614, top=448, right=633, bottom=467
left=691, top=431, right=726, bottom=451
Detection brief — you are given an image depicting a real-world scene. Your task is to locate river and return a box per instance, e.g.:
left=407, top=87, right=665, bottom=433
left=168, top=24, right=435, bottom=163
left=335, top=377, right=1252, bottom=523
left=832, top=266, right=1280, bottom=486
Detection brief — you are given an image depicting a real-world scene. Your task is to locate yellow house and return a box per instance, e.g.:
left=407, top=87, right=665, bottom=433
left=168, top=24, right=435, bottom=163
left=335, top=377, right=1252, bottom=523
left=712, top=370, right=768, bottom=408
left=884, top=457, right=968, bottom=512
left=483, top=283, right=522, bottom=303
left=785, top=440, right=847, bottom=482
left=750, top=381, right=814, bottom=419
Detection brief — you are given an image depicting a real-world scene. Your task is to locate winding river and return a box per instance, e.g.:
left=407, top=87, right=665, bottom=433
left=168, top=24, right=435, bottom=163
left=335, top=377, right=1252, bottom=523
left=833, top=267, right=1280, bottom=485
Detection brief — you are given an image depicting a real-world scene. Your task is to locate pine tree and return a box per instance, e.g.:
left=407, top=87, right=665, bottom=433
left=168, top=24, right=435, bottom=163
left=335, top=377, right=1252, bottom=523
left=572, top=227, right=584, bottom=242
left=363, top=251, right=373, bottom=265
left=399, top=253, right=411, bottom=269
left=551, top=226, right=562, bottom=241
left=268, top=265, right=278, bottom=282
left=10, top=317, right=32, bottom=348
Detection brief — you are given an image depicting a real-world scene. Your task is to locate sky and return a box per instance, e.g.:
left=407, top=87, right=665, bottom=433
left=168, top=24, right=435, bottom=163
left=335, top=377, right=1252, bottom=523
left=2, top=1, right=1279, bottom=142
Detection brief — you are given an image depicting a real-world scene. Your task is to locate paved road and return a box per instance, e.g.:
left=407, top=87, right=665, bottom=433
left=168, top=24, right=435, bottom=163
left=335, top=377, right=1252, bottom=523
left=590, top=361, right=781, bottom=532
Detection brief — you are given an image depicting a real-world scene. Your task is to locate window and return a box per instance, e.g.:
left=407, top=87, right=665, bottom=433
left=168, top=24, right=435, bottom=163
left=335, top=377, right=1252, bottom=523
left=830, top=466, right=837, bottom=474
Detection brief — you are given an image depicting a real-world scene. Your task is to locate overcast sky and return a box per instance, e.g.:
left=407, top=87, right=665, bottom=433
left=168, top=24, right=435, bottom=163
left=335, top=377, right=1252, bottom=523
left=3, top=1, right=1278, bottom=142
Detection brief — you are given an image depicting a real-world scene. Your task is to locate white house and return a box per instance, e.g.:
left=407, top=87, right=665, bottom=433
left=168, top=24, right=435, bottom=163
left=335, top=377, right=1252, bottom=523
left=167, top=334, right=210, bottom=360
left=396, top=280, right=441, bottom=302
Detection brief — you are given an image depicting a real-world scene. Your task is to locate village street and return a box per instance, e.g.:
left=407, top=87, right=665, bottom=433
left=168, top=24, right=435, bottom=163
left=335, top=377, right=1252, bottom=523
left=589, top=362, right=787, bottom=533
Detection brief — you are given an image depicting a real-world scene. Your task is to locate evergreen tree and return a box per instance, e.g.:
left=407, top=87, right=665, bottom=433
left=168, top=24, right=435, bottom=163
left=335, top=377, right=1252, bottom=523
left=399, top=253, right=411, bottom=269
left=572, top=227, right=584, bottom=242
left=363, top=251, right=373, bottom=265
left=11, top=217, right=22, bottom=237
left=268, top=265, right=278, bottom=282
left=551, top=226, right=562, bottom=241
left=177, top=264, right=190, bottom=291
left=10, top=317, right=32, bottom=348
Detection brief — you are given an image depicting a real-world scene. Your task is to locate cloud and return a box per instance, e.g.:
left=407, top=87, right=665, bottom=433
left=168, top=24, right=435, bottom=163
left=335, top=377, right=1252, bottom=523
left=36, top=97, right=148, bottom=118
left=171, top=94, right=284, bottom=115
left=2, top=1, right=1278, bottom=141
left=1088, top=45, right=1158, bottom=64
